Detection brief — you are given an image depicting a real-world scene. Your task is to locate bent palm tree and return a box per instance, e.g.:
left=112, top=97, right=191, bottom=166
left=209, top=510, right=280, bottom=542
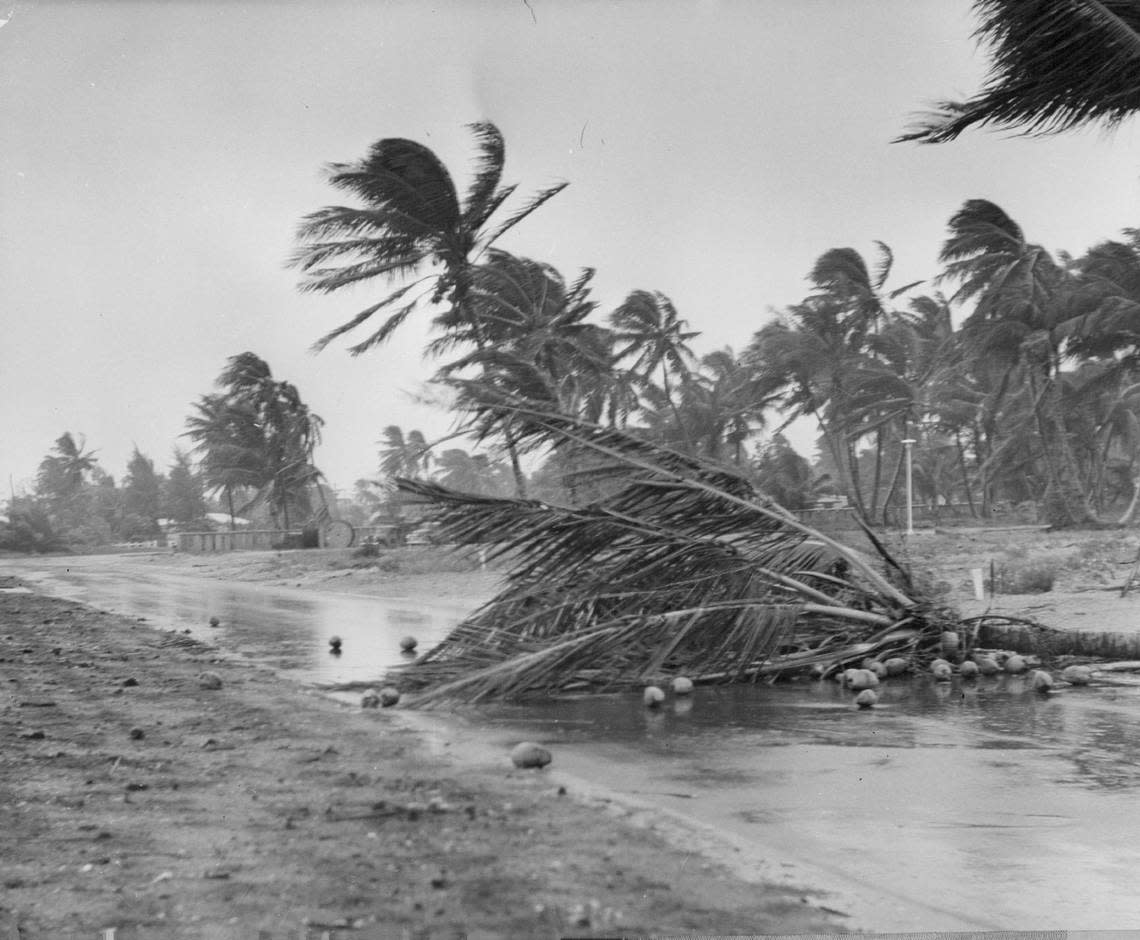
left=292, top=123, right=566, bottom=355
left=386, top=395, right=954, bottom=705
left=291, top=124, right=565, bottom=496
left=899, top=0, right=1140, bottom=142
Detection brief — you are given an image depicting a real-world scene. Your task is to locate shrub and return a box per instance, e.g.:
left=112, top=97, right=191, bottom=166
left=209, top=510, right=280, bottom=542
left=994, top=560, right=1056, bottom=594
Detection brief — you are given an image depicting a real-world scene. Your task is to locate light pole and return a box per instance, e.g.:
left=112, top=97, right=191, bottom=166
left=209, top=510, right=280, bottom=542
left=902, top=438, right=916, bottom=536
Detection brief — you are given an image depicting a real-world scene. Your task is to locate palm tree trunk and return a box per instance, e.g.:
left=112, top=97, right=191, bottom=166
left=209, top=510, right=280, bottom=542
left=954, top=429, right=979, bottom=518
left=504, top=421, right=529, bottom=498
left=1034, top=369, right=1097, bottom=527
left=844, top=436, right=869, bottom=521
left=881, top=441, right=906, bottom=527
left=662, top=363, right=694, bottom=456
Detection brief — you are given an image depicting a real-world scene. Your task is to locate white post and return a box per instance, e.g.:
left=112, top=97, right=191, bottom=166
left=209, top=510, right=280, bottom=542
left=902, top=438, right=916, bottom=536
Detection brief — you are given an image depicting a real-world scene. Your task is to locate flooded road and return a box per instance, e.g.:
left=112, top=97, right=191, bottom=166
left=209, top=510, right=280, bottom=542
left=8, top=553, right=1140, bottom=931
left=13, top=554, right=471, bottom=685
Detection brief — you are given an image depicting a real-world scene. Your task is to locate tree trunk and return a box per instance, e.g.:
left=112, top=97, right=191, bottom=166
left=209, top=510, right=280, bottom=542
left=1034, top=370, right=1097, bottom=528
left=662, top=363, right=694, bottom=456
left=504, top=421, right=529, bottom=498
left=844, top=436, right=869, bottom=521
left=954, top=429, right=979, bottom=519
left=1117, top=473, right=1140, bottom=525
left=880, top=441, right=906, bottom=528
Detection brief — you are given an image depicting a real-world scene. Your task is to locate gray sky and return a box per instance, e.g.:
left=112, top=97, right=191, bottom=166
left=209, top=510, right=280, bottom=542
left=2, top=0, right=1138, bottom=497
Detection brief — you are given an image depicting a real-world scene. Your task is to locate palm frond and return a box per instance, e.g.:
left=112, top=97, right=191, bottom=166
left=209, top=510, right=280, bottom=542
left=898, top=0, right=1140, bottom=142
left=460, top=121, right=506, bottom=229
left=385, top=403, right=953, bottom=704
left=481, top=181, right=570, bottom=249
left=308, top=281, right=428, bottom=353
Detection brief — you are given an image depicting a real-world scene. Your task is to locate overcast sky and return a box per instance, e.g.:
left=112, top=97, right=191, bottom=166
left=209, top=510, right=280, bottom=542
left=2, top=0, right=1138, bottom=497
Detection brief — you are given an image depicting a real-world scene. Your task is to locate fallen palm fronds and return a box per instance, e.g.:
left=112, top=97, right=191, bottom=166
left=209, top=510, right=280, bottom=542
left=389, top=397, right=958, bottom=704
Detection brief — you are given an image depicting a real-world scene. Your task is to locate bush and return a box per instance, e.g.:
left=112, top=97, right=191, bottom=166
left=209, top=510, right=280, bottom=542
left=994, top=560, right=1056, bottom=594
left=0, top=506, right=68, bottom=554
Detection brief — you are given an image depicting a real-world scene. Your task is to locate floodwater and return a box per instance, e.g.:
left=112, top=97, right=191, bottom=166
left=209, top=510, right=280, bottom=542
left=8, top=554, right=1140, bottom=931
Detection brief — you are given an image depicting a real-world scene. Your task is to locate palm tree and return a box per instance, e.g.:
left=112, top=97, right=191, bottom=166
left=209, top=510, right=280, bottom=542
left=292, top=123, right=566, bottom=354
left=610, top=290, right=700, bottom=450
left=431, top=251, right=615, bottom=485
left=35, top=432, right=98, bottom=501
left=654, top=348, right=765, bottom=466
left=291, top=124, right=566, bottom=495
left=434, top=448, right=512, bottom=497
left=745, top=297, right=876, bottom=518
left=379, top=426, right=434, bottom=481
left=184, top=394, right=263, bottom=530
left=809, top=242, right=922, bottom=334
left=185, top=354, right=325, bottom=532
left=899, top=0, right=1140, bottom=143
left=939, top=199, right=1102, bottom=526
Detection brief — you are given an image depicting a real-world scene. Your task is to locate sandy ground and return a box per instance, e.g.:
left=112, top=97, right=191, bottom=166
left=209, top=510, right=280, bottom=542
left=884, top=524, right=1140, bottom=635
left=0, top=559, right=842, bottom=940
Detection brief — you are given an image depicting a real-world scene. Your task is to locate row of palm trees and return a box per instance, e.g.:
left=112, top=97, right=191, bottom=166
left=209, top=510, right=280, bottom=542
left=292, top=123, right=1140, bottom=529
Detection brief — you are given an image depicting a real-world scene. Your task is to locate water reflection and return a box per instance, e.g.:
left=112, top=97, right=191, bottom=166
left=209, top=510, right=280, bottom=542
left=39, top=563, right=471, bottom=686
left=478, top=677, right=1140, bottom=928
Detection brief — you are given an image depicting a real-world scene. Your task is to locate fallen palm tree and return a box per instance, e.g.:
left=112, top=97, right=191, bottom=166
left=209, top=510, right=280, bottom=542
left=390, top=402, right=960, bottom=705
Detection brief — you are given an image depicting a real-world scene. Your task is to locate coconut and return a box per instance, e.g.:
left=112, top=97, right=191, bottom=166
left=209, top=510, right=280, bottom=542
left=931, top=662, right=953, bottom=682
left=510, top=741, right=552, bottom=769
left=361, top=690, right=381, bottom=709
left=976, top=656, right=1000, bottom=676
left=1004, top=654, right=1028, bottom=674
left=855, top=689, right=878, bottom=709
left=379, top=687, right=401, bottom=707
left=849, top=669, right=879, bottom=691
left=842, top=668, right=862, bottom=687
left=1062, top=664, right=1093, bottom=686
left=940, top=631, right=960, bottom=655
left=1030, top=670, right=1054, bottom=693
left=198, top=672, right=223, bottom=690
left=884, top=657, right=909, bottom=677
left=671, top=676, right=694, bottom=695
left=399, top=636, right=418, bottom=652
left=868, top=661, right=888, bottom=679
left=930, top=658, right=951, bottom=671
left=208, top=616, right=220, bottom=628
left=958, top=660, right=980, bottom=679
left=643, top=685, right=666, bottom=707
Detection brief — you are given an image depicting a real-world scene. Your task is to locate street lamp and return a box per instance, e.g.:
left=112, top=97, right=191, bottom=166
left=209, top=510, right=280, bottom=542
left=901, top=438, right=916, bottom=536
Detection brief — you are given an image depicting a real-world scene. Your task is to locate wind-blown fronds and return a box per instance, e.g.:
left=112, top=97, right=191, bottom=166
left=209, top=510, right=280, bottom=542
left=388, top=401, right=952, bottom=705
left=898, top=0, right=1140, bottom=143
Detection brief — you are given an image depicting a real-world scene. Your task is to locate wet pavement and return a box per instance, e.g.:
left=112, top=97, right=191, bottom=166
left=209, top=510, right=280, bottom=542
left=7, top=553, right=1140, bottom=931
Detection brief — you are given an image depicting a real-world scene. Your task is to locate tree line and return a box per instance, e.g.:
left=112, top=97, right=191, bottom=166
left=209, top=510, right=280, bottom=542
left=1, top=353, right=328, bottom=552
left=293, top=123, right=1140, bottom=530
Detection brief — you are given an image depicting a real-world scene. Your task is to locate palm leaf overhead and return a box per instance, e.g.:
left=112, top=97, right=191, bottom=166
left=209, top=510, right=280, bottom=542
left=899, top=0, right=1140, bottom=143
left=387, top=398, right=951, bottom=705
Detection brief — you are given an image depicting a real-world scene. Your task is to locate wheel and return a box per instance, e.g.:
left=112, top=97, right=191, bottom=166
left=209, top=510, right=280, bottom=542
left=325, top=520, right=355, bottom=549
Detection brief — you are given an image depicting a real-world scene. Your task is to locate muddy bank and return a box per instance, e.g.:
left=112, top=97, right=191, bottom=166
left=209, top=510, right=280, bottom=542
left=0, top=579, right=843, bottom=938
